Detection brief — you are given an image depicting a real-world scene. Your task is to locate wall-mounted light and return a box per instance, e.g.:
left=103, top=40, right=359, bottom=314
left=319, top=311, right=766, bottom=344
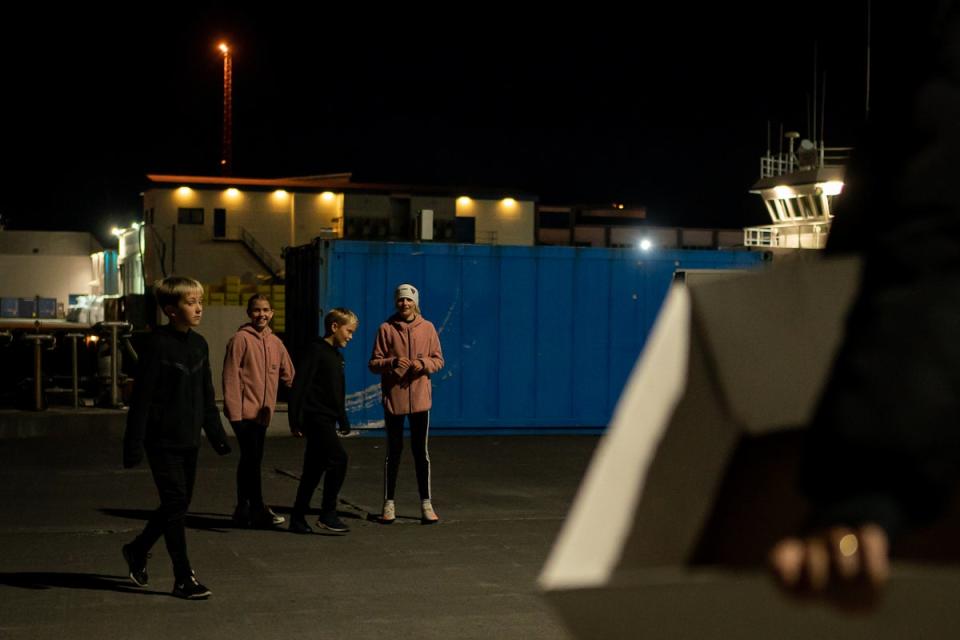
left=501, top=197, right=517, bottom=208
left=273, top=189, right=289, bottom=200
left=320, top=191, right=336, bottom=202
left=773, top=186, right=795, bottom=199
left=818, top=181, right=844, bottom=196
left=457, top=196, right=472, bottom=206
left=638, top=238, right=653, bottom=251
left=225, top=188, right=240, bottom=198
left=176, top=186, right=193, bottom=197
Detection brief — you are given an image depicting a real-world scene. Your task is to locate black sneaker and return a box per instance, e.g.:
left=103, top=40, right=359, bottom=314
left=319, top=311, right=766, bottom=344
left=121, top=543, right=150, bottom=587
left=316, top=511, right=350, bottom=533
left=252, top=506, right=285, bottom=528
left=172, top=574, right=212, bottom=600
left=288, top=515, right=313, bottom=534
left=232, top=502, right=252, bottom=528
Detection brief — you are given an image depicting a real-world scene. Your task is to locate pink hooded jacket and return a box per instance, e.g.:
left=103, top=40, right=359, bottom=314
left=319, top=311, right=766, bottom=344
left=368, top=313, right=444, bottom=415
left=222, top=324, right=295, bottom=425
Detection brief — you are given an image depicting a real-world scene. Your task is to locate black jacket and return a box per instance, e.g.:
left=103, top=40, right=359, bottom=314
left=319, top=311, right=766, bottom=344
left=802, top=3, right=960, bottom=538
left=124, top=325, right=229, bottom=465
left=289, top=338, right=349, bottom=431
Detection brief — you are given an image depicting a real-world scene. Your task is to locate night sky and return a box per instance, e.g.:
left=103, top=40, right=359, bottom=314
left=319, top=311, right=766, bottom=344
left=2, top=3, right=881, bottom=246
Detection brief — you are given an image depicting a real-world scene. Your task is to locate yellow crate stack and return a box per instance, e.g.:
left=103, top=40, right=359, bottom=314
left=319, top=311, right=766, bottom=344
left=224, top=277, right=241, bottom=305
left=206, top=282, right=224, bottom=305
left=224, top=276, right=241, bottom=293
left=271, top=284, right=285, bottom=332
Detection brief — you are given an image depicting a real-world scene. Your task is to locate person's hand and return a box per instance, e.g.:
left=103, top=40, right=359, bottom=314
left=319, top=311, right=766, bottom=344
left=769, top=524, right=889, bottom=607
left=338, top=423, right=351, bottom=436
left=290, top=424, right=303, bottom=437
left=409, top=359, right=425, bottom=373
left=396, top=357, right=411, bottom=369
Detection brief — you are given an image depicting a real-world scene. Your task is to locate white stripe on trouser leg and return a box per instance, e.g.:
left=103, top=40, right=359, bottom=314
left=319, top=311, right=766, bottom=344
left=425, top=411, right=431, bottom=500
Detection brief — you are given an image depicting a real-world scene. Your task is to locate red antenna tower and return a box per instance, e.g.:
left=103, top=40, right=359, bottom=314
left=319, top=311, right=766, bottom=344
left=219, top=42, right=232, bottom=176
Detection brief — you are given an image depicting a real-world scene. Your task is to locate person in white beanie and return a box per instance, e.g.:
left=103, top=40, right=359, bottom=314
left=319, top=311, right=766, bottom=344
left=368, top=283, right=444, bottom=524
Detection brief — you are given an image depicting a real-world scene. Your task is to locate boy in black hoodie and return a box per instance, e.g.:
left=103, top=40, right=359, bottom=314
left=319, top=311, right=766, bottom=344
left=288, top=308, right=358, bottom=534
left=122, top=276, right=231, bottom=599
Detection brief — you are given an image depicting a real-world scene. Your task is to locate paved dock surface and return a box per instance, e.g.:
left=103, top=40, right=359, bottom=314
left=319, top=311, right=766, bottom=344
left=0, top=426, right=596, bottom=640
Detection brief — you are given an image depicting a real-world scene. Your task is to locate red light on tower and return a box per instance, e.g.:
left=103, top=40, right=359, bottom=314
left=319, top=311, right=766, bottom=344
left=219, top=42, right=232, bottom=176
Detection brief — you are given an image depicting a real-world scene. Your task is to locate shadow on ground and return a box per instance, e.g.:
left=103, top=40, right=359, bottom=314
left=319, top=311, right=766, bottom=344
left=0, top=571, right=167, bottom=596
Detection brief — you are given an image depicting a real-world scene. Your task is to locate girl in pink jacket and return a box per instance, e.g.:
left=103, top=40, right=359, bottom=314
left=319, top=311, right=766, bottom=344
left=222, top=294, right=295, bottom=528
left=369, top=284, right=444, bottom=524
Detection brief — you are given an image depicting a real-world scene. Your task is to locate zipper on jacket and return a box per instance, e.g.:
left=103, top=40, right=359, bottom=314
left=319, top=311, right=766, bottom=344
left=407, top=323, right=413, bottom=413
left=261, top=335, right=269, bottom=413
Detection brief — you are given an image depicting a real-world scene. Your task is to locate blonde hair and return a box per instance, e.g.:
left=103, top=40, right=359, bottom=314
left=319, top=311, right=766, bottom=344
left=155, top=276, right=203, bottom=309
left=324, top=307, right=358, bottom=335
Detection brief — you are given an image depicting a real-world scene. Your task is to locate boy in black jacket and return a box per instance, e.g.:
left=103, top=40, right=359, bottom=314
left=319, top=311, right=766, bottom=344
left=288, top=308, right=358, bottom=534
left=122, top=276, right=231, bottom=599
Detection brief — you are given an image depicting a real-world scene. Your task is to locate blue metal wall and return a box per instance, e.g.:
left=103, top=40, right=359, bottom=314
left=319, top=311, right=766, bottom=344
left=311, top=241, right=765, bottom=431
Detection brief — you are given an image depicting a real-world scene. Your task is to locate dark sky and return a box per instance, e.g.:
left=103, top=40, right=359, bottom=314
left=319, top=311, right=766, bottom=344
left=1, top=3, right=879, bottom=245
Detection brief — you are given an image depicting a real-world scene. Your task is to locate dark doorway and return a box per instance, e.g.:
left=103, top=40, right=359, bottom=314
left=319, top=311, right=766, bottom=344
left=389, top=198, right=412, bottom=240
left=213, top=208, right=226, bottom=238
left=455, top=216, right=476, bottom=243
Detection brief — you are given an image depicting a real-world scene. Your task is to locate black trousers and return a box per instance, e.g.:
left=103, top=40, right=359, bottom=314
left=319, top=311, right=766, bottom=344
left=231, top=419, right=267, bottom=508
left=132, top=447, right=198, bottom=581
left=293, top=418, right=348, bottom=515
left=383, top=411, right=431, bottom=501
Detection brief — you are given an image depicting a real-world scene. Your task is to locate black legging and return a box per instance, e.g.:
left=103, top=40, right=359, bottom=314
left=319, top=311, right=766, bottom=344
left=293, top=418, right=348, bottom=515
left=383, top=411, right=431, bottom=501
left=231, top=420, right=267, bottom=508
left=132, top=447, right=198, bottom=581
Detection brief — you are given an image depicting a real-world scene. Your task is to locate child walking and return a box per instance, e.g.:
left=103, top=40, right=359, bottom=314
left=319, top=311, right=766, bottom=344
left=122, top=276, right=232, bottom=600
left=222, top=293, right=295, bottom=528
left=288, top=308, right=358, bottom=534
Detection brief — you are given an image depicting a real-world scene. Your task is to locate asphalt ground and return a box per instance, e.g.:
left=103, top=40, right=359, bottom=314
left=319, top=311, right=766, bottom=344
left=0, top=424, right=597, bottom=640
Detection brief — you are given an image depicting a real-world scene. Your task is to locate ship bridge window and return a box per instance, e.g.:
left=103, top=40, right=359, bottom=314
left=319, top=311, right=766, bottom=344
left=773, top=199, right=788, bottom=221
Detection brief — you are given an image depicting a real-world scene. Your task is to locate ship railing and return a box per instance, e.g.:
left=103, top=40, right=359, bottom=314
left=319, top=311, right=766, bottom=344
left=759, top=145, right=854, bottom=178
left=744, top=221, right=831, bottom=249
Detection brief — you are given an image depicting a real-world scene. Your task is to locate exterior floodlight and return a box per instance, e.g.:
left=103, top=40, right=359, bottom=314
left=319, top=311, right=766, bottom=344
left=639, top=238, right=653, bottom=251
left=819, top=181, right=844, bottom=196
left=773, top=186, right=795, bottom=199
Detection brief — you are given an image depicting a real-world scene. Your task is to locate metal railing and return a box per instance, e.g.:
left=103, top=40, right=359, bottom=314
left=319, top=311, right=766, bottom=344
left=475, top=230, right=498, bottom=245
left=744, top=221, right=831, bottom=249
left=239, top=227, right=284, bottom=278
left=759, top=144, right=853, bottom=178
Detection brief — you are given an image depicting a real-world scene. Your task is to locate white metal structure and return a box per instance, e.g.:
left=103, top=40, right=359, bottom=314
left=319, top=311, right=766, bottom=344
left=743, top=132, right=852, bottom=249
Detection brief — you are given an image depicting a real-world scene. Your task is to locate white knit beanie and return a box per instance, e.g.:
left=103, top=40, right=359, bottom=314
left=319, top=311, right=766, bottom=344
left=394, top=283, right=419, bottom=307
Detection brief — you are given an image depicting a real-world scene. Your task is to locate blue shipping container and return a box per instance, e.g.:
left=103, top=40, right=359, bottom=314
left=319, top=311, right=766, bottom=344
left=292, top=240, right=766, bottom=432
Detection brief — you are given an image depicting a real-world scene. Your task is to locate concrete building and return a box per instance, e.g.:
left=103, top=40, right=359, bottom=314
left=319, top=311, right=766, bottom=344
left=0, top=230, right=110, bottom=319
left=139, top=173, right=537, bottom=286
left=537, top=204, right=744, bottom=250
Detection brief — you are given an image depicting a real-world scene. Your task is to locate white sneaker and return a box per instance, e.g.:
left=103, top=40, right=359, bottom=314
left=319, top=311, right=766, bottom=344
left=381, top=500, right=396, bottom=524
left=421, top=499, right=439, bottom=525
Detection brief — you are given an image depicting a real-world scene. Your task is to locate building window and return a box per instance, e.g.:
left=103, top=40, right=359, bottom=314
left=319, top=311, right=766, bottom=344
left=178, top=208, right=204, bottom=224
